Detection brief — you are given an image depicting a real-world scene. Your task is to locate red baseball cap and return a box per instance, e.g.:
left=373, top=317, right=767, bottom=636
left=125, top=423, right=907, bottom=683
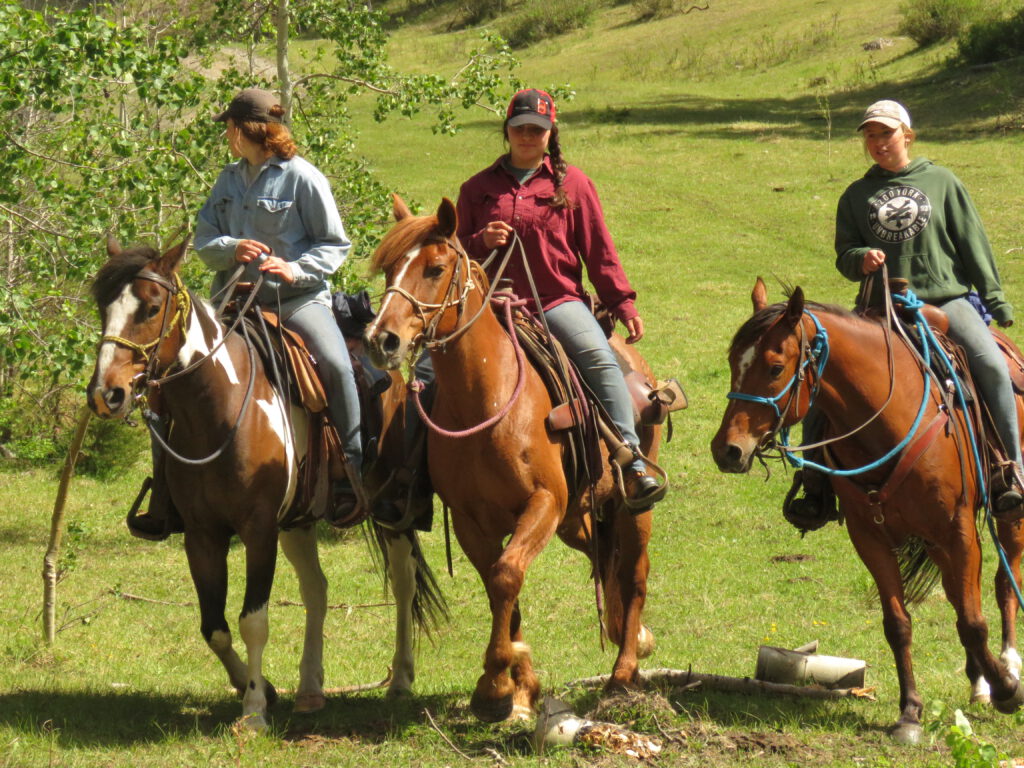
left=505, top=89, right=556, bottom=130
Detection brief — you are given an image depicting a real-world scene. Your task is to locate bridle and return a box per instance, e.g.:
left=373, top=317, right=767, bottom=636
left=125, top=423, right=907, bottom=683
left=98, top=266, right=260, bottom=466
left=727, top=310, right=830, bottom=451
left=99, top=269, right=192, bottom=387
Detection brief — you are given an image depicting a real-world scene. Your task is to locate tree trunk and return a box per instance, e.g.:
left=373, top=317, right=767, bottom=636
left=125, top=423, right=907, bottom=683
left=276, top=0, right=292, bottom=124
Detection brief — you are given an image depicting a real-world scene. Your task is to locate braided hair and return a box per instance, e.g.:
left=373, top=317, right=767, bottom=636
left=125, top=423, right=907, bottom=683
left=546, top=126, right=573, bottom=210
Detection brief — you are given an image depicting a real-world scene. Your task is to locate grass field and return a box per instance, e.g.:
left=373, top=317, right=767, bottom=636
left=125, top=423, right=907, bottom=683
left=4, top=0, right=1024, bottom=765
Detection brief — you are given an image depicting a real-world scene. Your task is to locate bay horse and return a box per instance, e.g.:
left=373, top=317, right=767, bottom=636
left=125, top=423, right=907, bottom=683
left=87, top=237, right=444, bottom=728
left=711, top=278, right=1024, bottom=743
left=364, top=196, right=659, bottom=722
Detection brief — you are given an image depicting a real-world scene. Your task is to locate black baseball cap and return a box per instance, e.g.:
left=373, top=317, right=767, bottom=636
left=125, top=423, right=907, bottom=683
left=505, top=89, right=556, bottom=130
left=213, top=88, right=283, bottom=124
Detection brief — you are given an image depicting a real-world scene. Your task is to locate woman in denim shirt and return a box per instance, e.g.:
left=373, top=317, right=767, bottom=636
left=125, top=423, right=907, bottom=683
left=196, top=89, right=362, bottom=513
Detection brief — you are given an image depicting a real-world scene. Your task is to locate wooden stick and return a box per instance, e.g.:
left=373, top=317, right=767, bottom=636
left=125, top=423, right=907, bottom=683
left=423, top=707, right=474, bottom=761
left=42, top=406, right=92, bottom=645
left=568, top=668, right=876, bottom=701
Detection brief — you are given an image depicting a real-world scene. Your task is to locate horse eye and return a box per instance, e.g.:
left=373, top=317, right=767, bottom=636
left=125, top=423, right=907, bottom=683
left=769, top=364, right=785, bottom=378
left=424, top=265, right=445, bottom=279
left=147, top=304, right=161, bottom=320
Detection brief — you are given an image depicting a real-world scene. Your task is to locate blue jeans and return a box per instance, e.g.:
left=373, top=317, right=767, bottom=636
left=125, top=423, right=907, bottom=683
left=544, top=300, right=644, bottom=473
left=284, top=302, right=362, bottom=469
left=940, top=297, right=1023, bottom=467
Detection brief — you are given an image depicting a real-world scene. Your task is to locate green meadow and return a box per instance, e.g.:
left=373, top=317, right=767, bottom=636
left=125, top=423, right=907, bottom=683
left=3, top=0, right=1024, bottom=765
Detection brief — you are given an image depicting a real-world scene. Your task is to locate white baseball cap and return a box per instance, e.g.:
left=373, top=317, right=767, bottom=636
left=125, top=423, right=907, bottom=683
left=857, top=100, right=912, bottom=131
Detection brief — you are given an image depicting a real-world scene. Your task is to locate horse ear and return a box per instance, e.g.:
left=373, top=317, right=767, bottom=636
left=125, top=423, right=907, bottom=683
left=785, top=286, right=805, bottom=326
left=436, top=197, right=457, bottom=239
left=392, top=194, right=412, bottom=221
left=751, top=277, right=768, bottom=312
left=158, top=235, right=191, bottom=273
left=107, top=236, right=122, bottom=257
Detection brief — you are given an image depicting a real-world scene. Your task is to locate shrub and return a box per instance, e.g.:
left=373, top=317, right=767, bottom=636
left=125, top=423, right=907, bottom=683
left=499, top=0, right=596, bottom=48
left=458, top=0, right=507, bottom=27
left=76, top=416, right=148, bottom=480
left=897, top=0, right=989, bottom=46
left=958, top=7, right=1024, bottom=64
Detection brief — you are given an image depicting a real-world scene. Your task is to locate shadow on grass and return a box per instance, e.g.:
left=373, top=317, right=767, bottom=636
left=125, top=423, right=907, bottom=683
left=0, top=688, right=475, bottom=748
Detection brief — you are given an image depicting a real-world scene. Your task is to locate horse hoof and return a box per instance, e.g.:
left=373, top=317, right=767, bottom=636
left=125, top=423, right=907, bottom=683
left=890, top=722, right=923, bottom=745
left=511, top=703, right=534, bottom=721
left=992, top=681, right=1024, bottom=714
left=387, top=685, right=413, bottom=699
left=971, top=694, right=991, bottom=706
left=293, top=692, right=326, bottom=714
left=238, top=712, right=268, bottom=731
left=470, top=691, right=514, bottom=723
left=637, top=624, right=655, bottom=659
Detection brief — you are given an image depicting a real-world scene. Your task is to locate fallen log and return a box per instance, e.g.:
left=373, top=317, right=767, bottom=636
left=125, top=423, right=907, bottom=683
left=568, top=667, right=876, bottom=701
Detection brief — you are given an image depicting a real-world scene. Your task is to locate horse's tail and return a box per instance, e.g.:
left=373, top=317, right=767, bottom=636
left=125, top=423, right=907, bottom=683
left=365, top=522, right=449, bottom=635
left=896, top=536, right=941, bottom=606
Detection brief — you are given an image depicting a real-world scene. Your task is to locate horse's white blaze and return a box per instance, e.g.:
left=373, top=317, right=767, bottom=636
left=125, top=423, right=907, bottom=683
left=367, top=247, right=420, bottom=338
left=95, top=285, right=141, bottom=380
left=181, top=304, right=240, bottom=385
left=386, top=532, right=417, bottom=695
left=1003, top=648, right=1022, bottom=680
left=733, top=343, right=757, bottom=389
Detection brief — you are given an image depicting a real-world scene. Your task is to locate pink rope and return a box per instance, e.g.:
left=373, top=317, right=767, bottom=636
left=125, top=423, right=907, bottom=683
left=409, top=297, right=527, bottom=439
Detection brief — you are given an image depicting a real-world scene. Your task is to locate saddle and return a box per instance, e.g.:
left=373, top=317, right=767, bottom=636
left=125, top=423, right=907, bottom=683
left=507, top=302, right=685, bottom=507
left=223, top=289, right=394, bottom=531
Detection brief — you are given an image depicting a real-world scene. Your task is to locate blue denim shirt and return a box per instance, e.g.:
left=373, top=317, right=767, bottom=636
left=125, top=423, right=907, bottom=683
left=195, top=154, right=351, bottom=319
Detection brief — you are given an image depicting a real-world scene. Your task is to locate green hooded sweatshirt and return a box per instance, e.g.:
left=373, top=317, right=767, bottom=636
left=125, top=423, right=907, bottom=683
left=834, top=157, right=1012, bottom=324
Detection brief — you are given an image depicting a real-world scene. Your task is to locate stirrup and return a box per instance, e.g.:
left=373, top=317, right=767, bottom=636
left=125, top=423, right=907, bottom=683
left=612, top=455, right=669, bottom=511
left=126, top=477, right=172, bottom=541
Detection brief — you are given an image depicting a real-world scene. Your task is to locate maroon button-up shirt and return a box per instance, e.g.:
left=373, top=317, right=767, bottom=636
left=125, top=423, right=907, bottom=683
left=455, top=155, right=638, bottom=321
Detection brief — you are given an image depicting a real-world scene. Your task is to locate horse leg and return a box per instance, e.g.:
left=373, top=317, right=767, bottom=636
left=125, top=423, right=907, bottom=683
left=383, top=529, right=418, bottom=697
left=847, top=520, right=923, bottom=744
left=995, top=520, right=1023, bottom=680
left=507, top=598, right=536, bottom=720
left=602, top=501, right=653, bottom=692
left=278, top=524, right=327, bottom=714
left=233, top=530, right=280, bottom=729
left=931, top=520, right=1024, bottom=715
left=459, top=490, right=559, bottom=723
left=184, top=530, right=249, bottom=697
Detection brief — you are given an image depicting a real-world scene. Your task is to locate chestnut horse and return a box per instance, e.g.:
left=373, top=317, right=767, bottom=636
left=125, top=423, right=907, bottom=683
left=87, top=238, right=444, bottom=728
left=711, top=279, right=1024, bottom=743
left=364, top=197, right=659, bottom=722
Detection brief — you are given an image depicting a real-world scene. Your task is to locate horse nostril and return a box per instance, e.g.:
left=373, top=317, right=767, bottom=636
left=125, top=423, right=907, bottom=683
left=725, top=444, right=743, bottom=465
left=380, top=331, right=400, bottom=356
left=104, top=387, right=126, bottom=410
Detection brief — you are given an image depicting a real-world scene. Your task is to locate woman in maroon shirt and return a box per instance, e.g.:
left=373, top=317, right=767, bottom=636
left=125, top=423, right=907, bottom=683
left=455, top=89, right=660, bottom=506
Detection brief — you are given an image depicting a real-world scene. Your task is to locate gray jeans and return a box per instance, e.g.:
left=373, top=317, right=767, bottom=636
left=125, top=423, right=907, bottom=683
left=544, top=300, right=644, bottom=473
left=940, top=297, right=1023, bottom=467
left=285, top=301, right=362, bottom=469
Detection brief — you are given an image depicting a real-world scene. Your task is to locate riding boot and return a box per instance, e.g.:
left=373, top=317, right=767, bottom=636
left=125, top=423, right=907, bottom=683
left=374, top=364, right=435, bottom=532
left=781, top=409, right=839, bottom=533
left=990, top=461, right=1024, bottom=523
left=127, top=412, right=184, bottom=541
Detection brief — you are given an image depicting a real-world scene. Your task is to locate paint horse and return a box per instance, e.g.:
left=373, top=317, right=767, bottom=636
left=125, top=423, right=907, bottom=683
left=711, top=279, right=1024, bottom=743
left=87, top=238, right=444, bottom=728
left=364, top=197, right=660, bottom=722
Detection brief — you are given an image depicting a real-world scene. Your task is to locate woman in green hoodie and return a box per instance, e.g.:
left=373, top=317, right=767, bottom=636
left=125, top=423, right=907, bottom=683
left=786, top=99, right=1023, bottom=526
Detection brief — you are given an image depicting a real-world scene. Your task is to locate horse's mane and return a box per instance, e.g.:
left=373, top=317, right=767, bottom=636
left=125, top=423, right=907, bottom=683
left=370, top=214, right=443, bottom=274
left=92, top=247, right=158, bottom=308
left=729, top=300, right=858, bottom=356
